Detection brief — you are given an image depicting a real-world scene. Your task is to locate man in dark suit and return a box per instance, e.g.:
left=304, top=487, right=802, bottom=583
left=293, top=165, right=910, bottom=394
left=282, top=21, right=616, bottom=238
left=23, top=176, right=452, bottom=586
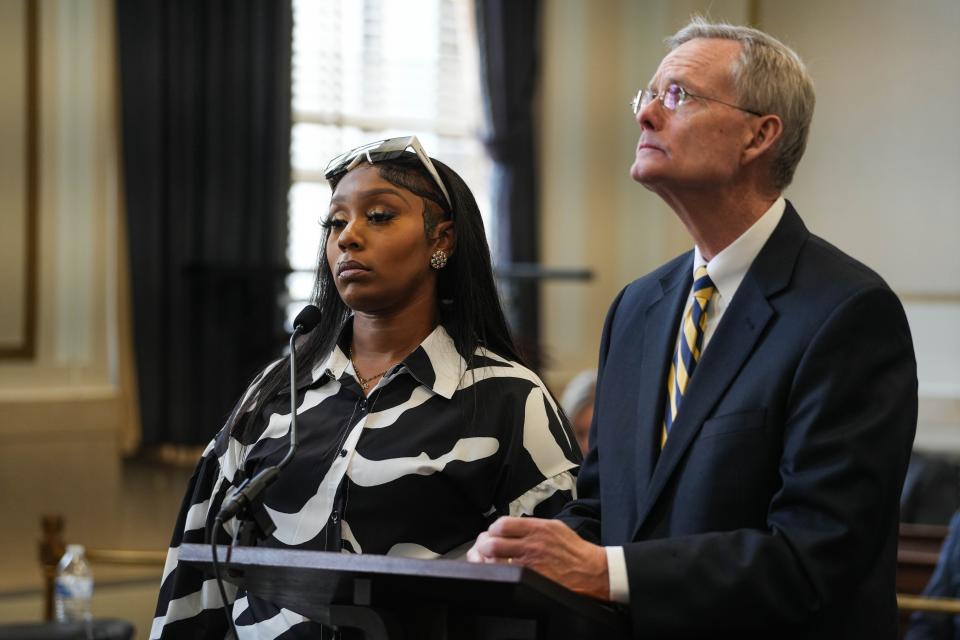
left=468, top=18, right=918, bottom=638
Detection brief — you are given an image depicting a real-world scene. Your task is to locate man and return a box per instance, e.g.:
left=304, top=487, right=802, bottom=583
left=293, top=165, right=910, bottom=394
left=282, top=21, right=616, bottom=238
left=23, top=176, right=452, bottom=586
left=906, top=510, right=960, bottom=639
left=468, top=18, right=918, bottom=638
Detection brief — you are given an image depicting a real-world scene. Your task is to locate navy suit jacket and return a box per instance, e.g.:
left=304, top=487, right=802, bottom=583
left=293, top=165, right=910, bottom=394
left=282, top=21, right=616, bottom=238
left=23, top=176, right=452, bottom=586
left=556, top=203, right=918, bottom=638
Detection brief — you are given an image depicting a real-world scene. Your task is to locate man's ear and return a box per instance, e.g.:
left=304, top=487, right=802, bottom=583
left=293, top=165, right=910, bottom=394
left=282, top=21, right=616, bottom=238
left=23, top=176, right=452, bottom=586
left=742, top=114, right=783, bottom=165
left=432, top=220, right=457, bottom=256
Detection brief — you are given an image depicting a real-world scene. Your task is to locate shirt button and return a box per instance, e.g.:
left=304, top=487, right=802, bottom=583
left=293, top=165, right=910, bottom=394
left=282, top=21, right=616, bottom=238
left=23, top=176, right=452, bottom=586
left=339, top=448, right=348, bottom=457
left=359, top=399, right=368, bottom=412
left=330, top=510, right=339, bottom=523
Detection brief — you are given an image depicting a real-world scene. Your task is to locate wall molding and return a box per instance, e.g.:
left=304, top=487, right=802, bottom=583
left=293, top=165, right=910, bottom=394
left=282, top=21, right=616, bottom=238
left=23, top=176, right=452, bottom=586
left=0, top=0, right=38, bottom=359
left=899, top=292, right=960, bottom=305
left=0, top=391, right=122, bottom=440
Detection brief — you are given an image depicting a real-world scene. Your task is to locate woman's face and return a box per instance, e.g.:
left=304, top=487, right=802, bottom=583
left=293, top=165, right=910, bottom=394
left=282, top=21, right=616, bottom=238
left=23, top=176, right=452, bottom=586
left=325, top=164, right=453, bottom=315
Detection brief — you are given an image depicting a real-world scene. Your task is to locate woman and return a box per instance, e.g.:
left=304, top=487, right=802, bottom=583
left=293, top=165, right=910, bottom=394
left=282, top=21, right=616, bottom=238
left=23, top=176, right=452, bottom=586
left=151, top=137, right=581, bottom=638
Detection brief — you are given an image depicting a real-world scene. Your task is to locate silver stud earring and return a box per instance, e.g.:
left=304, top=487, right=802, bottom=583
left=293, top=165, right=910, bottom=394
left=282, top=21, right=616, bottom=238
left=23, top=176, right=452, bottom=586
left=430, top=249, right=448, bottom=270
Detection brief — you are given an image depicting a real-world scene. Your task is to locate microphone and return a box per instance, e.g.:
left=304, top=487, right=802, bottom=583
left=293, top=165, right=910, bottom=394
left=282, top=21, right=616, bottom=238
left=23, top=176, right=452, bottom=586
left=292, top=304, right=322, bottom=336
left=216, top=304, right=321, bottom=522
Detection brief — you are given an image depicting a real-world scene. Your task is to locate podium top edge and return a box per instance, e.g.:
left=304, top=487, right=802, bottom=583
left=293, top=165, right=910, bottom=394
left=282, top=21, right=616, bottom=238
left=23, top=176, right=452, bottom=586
left=177, top=543, right=628, bottom=630
left=179, top=543, right=527, bottom=584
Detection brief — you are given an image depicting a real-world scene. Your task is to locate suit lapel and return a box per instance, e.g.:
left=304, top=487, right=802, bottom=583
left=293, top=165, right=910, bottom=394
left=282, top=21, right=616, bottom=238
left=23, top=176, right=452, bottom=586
left=631, top=202, right=808, bottom=538
left=632, top=260, right=691, bottom=494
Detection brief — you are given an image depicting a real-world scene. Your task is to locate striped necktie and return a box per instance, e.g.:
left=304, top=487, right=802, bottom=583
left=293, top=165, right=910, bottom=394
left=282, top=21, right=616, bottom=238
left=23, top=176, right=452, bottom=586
left=662, top=266, right=715, bottom=446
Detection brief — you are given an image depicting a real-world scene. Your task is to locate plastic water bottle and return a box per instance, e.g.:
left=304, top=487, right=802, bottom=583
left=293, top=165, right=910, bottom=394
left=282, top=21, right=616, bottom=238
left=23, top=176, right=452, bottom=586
left=54, top=544, right=94, bottom=623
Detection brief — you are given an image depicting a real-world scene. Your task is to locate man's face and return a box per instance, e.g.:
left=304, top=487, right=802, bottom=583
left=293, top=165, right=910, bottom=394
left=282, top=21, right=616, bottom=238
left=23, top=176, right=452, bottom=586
left=630, top=38, right=755, bottom=196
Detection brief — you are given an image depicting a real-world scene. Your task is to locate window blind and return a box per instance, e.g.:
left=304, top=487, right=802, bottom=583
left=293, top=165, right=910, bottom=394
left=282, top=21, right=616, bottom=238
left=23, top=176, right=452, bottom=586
left=287, top=0, right=490, bottom=318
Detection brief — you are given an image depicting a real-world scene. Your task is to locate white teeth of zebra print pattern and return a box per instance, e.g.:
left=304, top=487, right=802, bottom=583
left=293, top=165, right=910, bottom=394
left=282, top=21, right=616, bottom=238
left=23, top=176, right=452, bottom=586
left=244, top=350, right=563, bottom=544
left=263, top=417, right=502, bottom=545
left=151, top=325, right=582, bottom=638
left=339, top=521, right=474, bottom=558
left=230, top=596, right=306, bottom=640
left=347, top=437, right=501, bottom=487
left=150, top=578, right=236, bottom=639
left=248, top=350, right=573, bottom=548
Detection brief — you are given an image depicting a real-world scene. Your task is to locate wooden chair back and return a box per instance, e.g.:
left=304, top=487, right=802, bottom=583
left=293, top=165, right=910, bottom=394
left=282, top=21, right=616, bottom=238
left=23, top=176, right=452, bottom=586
left=38, top=515, right=167, bottom=622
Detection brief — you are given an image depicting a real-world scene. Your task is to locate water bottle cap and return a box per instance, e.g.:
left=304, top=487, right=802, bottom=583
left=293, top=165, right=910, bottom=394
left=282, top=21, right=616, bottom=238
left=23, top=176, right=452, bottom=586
left=66, top=544, right=85, bottom=555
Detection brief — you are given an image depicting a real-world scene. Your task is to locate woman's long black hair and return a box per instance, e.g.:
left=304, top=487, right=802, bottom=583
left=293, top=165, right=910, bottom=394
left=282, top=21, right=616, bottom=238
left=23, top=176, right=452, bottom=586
left=227, top=151, right=522, bottom=439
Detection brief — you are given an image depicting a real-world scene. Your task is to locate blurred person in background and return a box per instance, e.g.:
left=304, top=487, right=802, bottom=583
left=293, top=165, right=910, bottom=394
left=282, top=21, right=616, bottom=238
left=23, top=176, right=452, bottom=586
left=560, top=370, right=597, bottom=455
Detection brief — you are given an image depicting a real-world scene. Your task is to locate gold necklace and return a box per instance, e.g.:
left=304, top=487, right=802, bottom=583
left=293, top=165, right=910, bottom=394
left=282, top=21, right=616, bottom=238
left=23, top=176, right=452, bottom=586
left=349, top=347, right=391, bottom=391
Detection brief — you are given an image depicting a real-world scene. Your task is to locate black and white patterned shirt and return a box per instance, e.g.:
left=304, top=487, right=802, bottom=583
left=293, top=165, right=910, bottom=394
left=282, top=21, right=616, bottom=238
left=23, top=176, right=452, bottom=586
left=151, top=324, right=580, bottom=639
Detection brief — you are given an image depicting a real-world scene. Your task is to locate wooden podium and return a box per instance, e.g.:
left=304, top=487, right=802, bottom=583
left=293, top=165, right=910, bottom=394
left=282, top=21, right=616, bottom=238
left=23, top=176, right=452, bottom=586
left=179, top=544, right=629, bottom=639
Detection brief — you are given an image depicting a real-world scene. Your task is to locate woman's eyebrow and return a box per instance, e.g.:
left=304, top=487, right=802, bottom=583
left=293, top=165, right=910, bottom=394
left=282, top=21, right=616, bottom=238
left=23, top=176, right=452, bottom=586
left=330, top=187, right=411, bottom=206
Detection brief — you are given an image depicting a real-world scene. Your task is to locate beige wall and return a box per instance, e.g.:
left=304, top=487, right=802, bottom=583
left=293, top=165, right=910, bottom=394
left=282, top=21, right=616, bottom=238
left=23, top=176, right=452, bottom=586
left=758, top=0, right=960, bottom=449
left=0, top=1, right=173, bottom=634
left=537, top=0, right=960, bottom=448
left=539, top=0, right=754, bottom=385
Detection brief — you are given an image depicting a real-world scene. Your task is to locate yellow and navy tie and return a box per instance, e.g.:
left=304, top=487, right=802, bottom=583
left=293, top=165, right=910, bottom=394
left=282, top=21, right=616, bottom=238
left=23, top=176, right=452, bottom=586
left=662, top=266, right=715, bottom=446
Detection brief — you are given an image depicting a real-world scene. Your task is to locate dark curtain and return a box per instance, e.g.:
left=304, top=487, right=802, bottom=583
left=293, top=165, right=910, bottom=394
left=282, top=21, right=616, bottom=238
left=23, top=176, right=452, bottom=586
left=117, top=1, right=293, bottom=446
left=475, top=0, right=541, bottom=367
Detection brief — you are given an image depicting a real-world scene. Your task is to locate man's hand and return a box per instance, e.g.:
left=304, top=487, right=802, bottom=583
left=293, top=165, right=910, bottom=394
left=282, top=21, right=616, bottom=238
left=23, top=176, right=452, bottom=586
left=467, top=516, right=611, bottom=601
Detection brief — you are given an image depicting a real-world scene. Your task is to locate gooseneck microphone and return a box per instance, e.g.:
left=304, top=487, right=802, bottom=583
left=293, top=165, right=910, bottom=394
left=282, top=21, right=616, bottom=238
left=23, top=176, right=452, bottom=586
left=215, top=304, right=322, bottom=522
left=211, top=305, right=322, bottom=636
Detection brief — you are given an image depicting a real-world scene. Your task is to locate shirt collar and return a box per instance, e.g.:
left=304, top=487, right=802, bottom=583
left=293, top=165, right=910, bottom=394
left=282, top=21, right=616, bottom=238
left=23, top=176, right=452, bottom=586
left=313, top=331, right=351, bottom=383
left=693, top=196, right=786, bottom=302
left=310, top=321, right=465, bottom=400
left=400, top=325, right=466, bottom=399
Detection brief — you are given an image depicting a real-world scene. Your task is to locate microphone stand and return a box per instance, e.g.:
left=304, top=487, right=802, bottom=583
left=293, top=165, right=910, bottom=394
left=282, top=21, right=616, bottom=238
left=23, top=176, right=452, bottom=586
left=209, top=306, right=320, bottom=637
left=217, top=317, right=313, bottom=544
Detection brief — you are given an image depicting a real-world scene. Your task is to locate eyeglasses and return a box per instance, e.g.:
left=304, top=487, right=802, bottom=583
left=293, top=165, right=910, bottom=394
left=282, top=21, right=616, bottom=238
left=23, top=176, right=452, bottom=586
left=323, top=136, right=452, bottom=209
left=630, top=83, right=762, bottom=117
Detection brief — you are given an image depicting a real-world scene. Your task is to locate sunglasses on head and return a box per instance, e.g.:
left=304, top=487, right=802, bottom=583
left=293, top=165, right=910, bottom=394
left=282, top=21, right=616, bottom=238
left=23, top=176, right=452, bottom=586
left=323, top=136, right=452, bottom=210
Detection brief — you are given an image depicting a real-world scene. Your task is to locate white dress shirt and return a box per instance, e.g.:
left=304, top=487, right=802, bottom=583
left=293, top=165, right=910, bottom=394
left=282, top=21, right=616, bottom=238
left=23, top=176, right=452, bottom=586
left=605, top=197, right=786, bottom=603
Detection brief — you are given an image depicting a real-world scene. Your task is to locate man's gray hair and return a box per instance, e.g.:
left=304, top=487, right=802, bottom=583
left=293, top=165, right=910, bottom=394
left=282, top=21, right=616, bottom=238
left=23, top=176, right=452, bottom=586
left=668, top=17, right=815, bottom=190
